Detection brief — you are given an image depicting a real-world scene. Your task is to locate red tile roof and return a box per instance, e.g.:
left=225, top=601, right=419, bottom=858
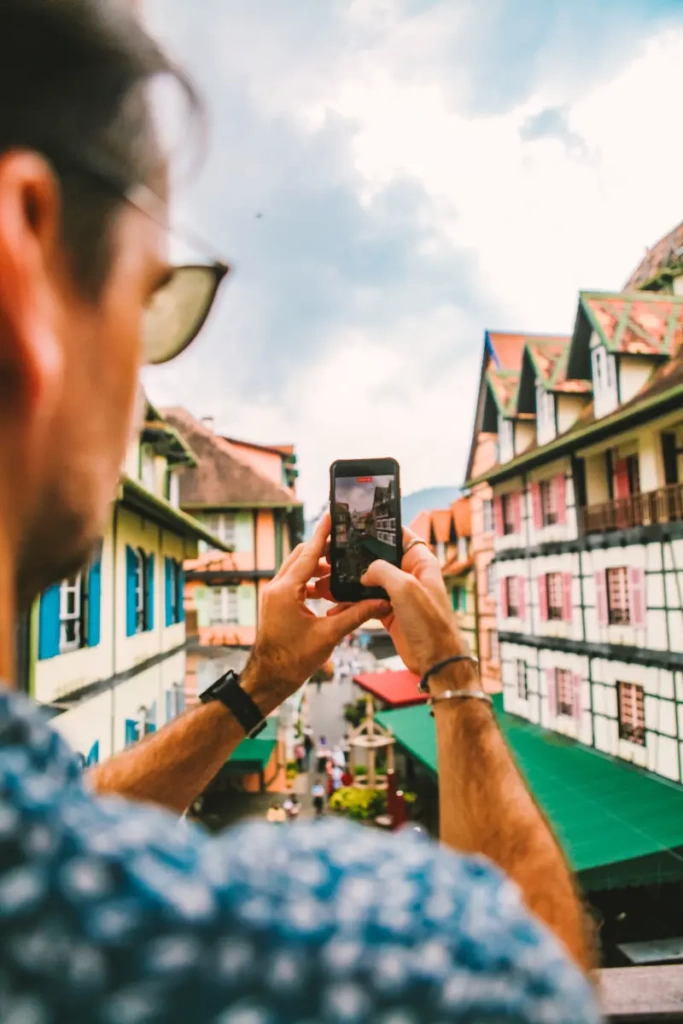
left=486, top=369, right=520, bottom=415
left=430, top=509, right=452, bottom=544
left=353, top=670, right=426, bottom=707
left=452, top=496, right=471, bottom=538
left=525, top=339, right=591, bottom=394
left=487, top=332, right=529, bottom=370
left=409, top=510, right=431, bottom=541
left=582, top=293, right=683, bottom=357
left=442, top=555, right=473, bottom=578
left=624, top=221, right=683, bottom=291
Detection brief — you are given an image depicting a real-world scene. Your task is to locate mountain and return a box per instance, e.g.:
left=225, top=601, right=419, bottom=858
left=401, top=486, right=462, bottom=528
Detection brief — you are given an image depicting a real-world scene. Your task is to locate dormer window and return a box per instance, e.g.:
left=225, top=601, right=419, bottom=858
left=591, top=344, right=617, bottom=418
left=498, top=415, right=514, bottom=463
left=536, top=383, right=556, bottom=445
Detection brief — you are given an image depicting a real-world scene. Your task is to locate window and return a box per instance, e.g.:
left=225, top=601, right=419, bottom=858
left=165, top=558, right=185, bottom=626
left=607, top=567, right=630, bottom=625
left=505, top=576, right=520, bottom=617
left=502, top=493, right=516, bottom=535
left=167, top=471, right=180, bottom=508
left=592, top=346, right=618, bottom=416
left=457, top=536, right=468, bottom=562
left=499, top=417, right=514, bottom=462
left=516, top=660, right=528, bottom=700
left=59, top=573, right=84, bottom=653
left=140, top=446, right=156, bottom=493
left=209, top=585, right=240, bottom=625
left=536, top=383, right=555, bottom=443
left=488, top=629, right=499, bottom=663
left=451, top=587, right=464, bottom=613
left=167, top=682, right=186, bottom=720
left=482, top=499, right=494, bottom=534
left=547, top=572, right=564, bottom=621
left=626, top=453, right=641, bottom=495
left=618, top=682, right=645, bottom=746
left=134, top=549, right=147, bottom=633
left=205, top=513, right=237, bottom=549
left=556, top=669, right=574, bottom=717
left=486, top=561, right=495, bottom=595
left=540, top=479, right=557, bottom=526
left=435, top=541, right=446, bottom=563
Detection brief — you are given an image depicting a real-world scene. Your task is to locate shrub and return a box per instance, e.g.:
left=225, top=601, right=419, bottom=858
left=286, top=760, right=298, bottom=774
left=343, top=698, right=367, bottom=728
left=329, top=786, right=386, bottom=821
left=353, top=765, right=367, bottom=777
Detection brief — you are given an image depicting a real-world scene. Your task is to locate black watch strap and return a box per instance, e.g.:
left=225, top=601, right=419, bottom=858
left=199, top=670, right=267, bottom=738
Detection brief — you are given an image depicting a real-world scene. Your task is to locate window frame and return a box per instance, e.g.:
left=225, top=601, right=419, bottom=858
left=486, top=561, right=495, bottom=595
left=59, top=573, right=85, bottom=653
left=134, top=549, right=147, bottom=634
left=482, top=499, right=494, bottom=534
left=556, top=668, right=574, bottom=717
left=516, top=659, right=528, bottom=700
left=209, top=585, right=240, bottom=626
left=546, top=572, right=564, bottom=621
left=607, top=566, right=630, bottom=625
left=505, top=576, right=520, bottom=618
left=539, top=478, right=557, bottom=527
left=617, top=681, right=645, bottom=746
left=502, top=493, right=515, bottom=536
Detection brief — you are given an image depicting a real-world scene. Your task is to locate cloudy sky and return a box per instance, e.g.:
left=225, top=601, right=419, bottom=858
left=336, top=474, right=394, bottom=514
left=142, top=0, right=683, bottom=513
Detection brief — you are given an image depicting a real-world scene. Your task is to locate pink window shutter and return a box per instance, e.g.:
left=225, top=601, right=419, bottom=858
left=546, top=669, right=557, bottom=718
left=629, top=567, right=646, bottom=626
left=531, top=482, right=543, bottom=529
left=493, top=496, right=504, bottom=537
left=595, top=570, right=608, bottom=626
left=512, top=492, right=522, bottom=534
left=562, top=573, right=573, bottom=623
left=555, top=474, right=567, bottom=525
left=614, top=458, right=631, bottom=500
left=518, top=577, right=526, bottom=620
left=538, top=574, right=548, bottom=621
left=572, top=673, right=582, bottom=724
left=499, top=578, right=508, bottom=619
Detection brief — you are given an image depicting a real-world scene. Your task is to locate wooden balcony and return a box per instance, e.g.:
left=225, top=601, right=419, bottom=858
left=580, top=483, right=683, bottom=535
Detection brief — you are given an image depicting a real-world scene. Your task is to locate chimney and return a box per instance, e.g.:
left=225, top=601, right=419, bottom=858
left=201, top=416, right=215, bottom=433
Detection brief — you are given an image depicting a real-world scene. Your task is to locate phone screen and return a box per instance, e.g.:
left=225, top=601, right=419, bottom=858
left=330, top=458, right=402, bottom=601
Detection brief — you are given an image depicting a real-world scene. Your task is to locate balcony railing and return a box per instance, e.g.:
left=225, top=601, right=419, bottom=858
left=580, top=483, right=683, bottom=535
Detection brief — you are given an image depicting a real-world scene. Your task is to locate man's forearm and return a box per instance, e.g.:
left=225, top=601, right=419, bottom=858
left=88, top=663, right=280, bottom=814
left=434, top=681, right=593, bottom=972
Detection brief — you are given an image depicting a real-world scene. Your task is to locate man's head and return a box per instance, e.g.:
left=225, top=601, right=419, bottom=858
left=0, top=0, right=193, bottom=604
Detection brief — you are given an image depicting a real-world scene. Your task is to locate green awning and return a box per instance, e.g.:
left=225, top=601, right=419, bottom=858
left=377, top=699, right=683, bottom=891
left=223, top=717, right=278, bottom=773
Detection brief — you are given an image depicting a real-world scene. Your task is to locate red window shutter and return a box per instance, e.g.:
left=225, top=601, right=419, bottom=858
left=572, top=674, right=582, bottom=724
left=518, top=577, right=526, bottom=620
left=530, top=482, right=543, bottom=529
left=538, top=574, right=548, bottom=621
left=629, top=567, right=646, bottom=626
left=614, top=458, right=630, bottom=499
left=595, top=570, right=608, bottom=626
left=493, top=496, right=504, bottom=537
left=555, top=474, right=567, bottom=525
left=499, top=578, right=508, bottom=619
left=546, top=668, right=557, bottom=718
left=512, top=492, right=522, bottom=534
left=562, top=573, right=573, bottom=623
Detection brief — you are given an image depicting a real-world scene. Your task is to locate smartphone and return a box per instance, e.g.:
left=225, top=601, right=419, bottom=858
left=329, top=457, right=403, bottom=602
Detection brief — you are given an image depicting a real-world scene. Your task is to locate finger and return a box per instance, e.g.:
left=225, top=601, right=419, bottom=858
left=275, top=542, right=305, bottom=579
left=310, top=559, right=332, bottom=579
left=306, top=576, right=334, bottom=602
left=361, top=559, right=412, bottom=597
left=284, top=513, right=331, bottom=585
left=324, top=599, right=390, bottom=640
left=326, top=599, right=391, bottom=619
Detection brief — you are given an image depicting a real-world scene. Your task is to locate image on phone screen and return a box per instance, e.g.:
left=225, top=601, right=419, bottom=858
left=330, top=458, right=402, bottom=600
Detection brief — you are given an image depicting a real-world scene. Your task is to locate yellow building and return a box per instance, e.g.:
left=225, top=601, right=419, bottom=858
left=30, top=403, right=224, bottom=764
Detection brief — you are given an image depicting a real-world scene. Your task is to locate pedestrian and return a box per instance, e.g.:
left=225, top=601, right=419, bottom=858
left=316, top=736, right=329, bottom=773
left=341, top=768, right=353, bottom=788
left=303, top=727, right=314, bottom=770
left=331, top=764, right=343, bottom=793
left=266, top=802, right=286, bottom=824
left=294, top=741, right=305, bottom=773
left=331, top=743, right=346, bottom=768
left=311, top=780, right=325, bottom=817
left=283, top=794, right=301, bottom=822
left=0, top=2, right=598, bottom=1019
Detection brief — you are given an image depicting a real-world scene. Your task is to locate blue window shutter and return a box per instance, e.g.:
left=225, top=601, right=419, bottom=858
left=125, top=719, right=138, bottom=745
left=38, top=585, right=61, bottom=660
left=87, top=556, right=102, bottom=647
left=86, top=741, right=100, bottom=766
left=125, top=546, right=137, bottom=637
left=164, top=557, right=173, bottom=627
left=178, top=563, right=185, bottom=622
left=146, top=553, right=155, bottom=631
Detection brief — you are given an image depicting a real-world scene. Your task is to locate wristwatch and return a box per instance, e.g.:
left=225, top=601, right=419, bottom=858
left=199, top=670, right=268, bottom=738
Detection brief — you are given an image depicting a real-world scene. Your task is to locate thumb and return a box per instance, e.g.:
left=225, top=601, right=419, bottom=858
left=325, top=599, right=388, bottom=642
left=361, top=559, right=407, bottom=596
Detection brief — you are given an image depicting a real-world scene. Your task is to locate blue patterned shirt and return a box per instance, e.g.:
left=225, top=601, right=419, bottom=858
left=0, top=690, right=600, bottom=1023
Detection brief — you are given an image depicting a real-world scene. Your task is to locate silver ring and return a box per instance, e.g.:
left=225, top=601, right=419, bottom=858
left=403, top=538, right=429, bottom=554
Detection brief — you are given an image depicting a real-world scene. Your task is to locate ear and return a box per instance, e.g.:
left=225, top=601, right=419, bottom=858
left=0, top=150, right=64, bottom=429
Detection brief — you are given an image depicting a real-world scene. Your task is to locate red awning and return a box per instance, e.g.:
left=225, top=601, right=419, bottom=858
left=353, top=669, right=426, bottom=708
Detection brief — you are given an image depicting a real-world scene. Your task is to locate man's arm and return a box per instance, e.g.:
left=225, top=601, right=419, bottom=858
left=362, top=543, right=594, bottom=974
left=89, top=514, right=387, bottom=814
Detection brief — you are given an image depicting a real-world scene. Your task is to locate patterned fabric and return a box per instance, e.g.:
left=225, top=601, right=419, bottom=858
left=0, top=690, right=600, bottom=1023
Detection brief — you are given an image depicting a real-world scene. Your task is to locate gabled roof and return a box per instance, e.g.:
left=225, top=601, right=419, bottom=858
left=161, top=408, right=302, bottom=510
left=452, top=496, right=471, bottom=538
left=486, top=368, right=520, bottom=416
left=430, top=508, right=454, bottom=545
left=624, top=221, right=683, bottom=291
left=409, top=510, right=431, bottom=541
left=517, top=339, right=591, bottom=414
left=465, top=331, right=530, bottom=480
left=567, top=291, right=683, bottom=379
left=442, top=554, right=473, bottom=578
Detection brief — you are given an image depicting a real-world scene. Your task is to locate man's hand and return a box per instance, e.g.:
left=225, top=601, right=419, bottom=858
left=242, top=513, right=388, bottom=712
left=360, top=527, right=468, bottom=678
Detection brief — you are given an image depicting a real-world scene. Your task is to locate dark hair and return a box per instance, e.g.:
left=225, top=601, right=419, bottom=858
left=0, top=0, right=198, bottom=295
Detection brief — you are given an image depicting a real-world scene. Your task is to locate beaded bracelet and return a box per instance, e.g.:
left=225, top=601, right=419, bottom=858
left=417, top=653, right=480, bottom=694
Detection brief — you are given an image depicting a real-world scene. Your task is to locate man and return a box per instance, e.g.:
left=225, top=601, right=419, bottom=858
left=0, top=1, right=599, bottom=1020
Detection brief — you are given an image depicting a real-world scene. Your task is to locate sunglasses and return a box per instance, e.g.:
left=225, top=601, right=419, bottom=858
left=47, top=150, right=232, bottom=365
